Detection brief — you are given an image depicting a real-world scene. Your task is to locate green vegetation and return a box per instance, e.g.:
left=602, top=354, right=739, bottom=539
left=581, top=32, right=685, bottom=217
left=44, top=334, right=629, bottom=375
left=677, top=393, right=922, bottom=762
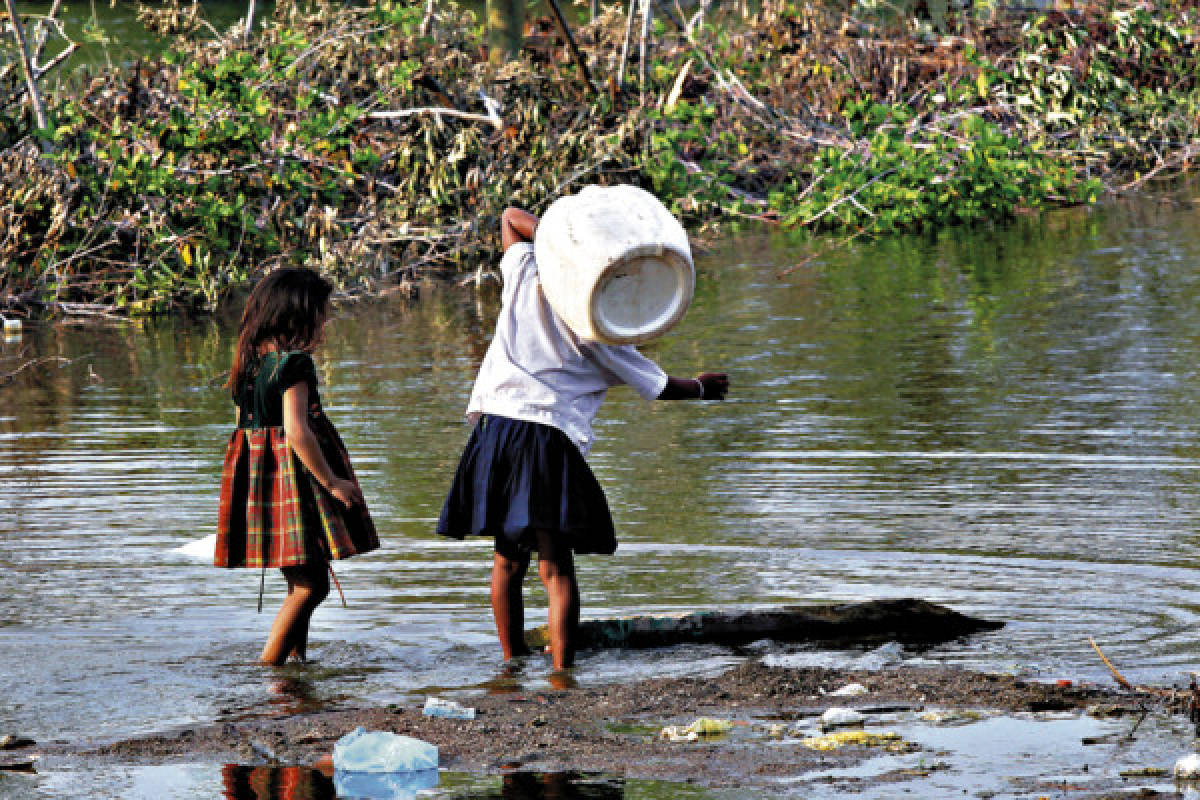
left=2, top=0, right=1199, bottom=314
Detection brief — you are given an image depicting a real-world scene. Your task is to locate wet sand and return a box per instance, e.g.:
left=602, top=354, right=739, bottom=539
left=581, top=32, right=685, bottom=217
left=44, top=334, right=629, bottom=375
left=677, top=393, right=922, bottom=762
left=32, top=661, right=1193, bottom=798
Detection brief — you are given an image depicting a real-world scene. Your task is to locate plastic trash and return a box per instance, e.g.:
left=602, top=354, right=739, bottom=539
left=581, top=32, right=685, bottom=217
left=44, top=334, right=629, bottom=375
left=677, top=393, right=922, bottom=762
left=423, top=697, right=476, bottom=720
left=855, top=641, right=905, bottom=670
left=659, top=717, right=733, bottom=742
left=801, top=731, right=905, bottom=751
left=764, top=723, right=787, bottom=739
left=830, top=682, right=869, bottom=697
left=333, top=767, right=439, bottom=800
left=332, top=727, right=438, bottom=773
left=2, top=317, right=20, bottom=344
left=1176, top=752, right=1200, bottom=780
left=820, top=708, right=865, bottom=729
left=919, top=709, right=986, bottom=725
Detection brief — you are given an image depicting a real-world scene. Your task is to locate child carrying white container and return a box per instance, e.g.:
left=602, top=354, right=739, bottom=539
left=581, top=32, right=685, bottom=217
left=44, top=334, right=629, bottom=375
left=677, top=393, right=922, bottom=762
left=436, top=198, right=729, bottom=674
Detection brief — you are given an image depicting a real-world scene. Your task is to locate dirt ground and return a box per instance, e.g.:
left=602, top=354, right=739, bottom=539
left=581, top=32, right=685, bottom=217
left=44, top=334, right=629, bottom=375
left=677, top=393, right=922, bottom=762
left=25, top=660, right=1194, bottom=798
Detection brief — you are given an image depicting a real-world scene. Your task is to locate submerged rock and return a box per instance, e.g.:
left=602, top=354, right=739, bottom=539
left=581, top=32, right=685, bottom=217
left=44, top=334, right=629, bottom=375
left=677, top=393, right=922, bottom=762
left=526, top=598, right=1004, bottom=650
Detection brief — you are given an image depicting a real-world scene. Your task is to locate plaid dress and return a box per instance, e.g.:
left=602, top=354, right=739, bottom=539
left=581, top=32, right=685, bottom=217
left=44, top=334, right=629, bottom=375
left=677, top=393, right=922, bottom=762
left=216, top=351, right=379, bottom=568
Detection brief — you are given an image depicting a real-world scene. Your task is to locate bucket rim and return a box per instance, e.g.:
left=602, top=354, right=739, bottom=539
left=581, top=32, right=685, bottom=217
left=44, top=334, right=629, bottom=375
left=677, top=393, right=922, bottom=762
left=586, top=248, right=695, bottom=345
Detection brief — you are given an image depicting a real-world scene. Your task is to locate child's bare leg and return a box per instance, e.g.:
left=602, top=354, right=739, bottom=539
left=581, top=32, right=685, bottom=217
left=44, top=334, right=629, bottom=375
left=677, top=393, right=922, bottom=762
left=491, top=548, right=532, bottom=660
left=288, top=563, right=329, bottom=662
left=534, top=530, right=579, bottom=671
left=259, top=563, right=329, bottom=666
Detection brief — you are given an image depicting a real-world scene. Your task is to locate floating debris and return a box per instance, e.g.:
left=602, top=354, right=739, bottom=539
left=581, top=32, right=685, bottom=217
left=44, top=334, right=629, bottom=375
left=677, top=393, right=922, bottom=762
left=659, top=717, right=733, bottom=742
left=801, top=730, right=910, bottom=752
left=919, top=709, right=987, bottom=725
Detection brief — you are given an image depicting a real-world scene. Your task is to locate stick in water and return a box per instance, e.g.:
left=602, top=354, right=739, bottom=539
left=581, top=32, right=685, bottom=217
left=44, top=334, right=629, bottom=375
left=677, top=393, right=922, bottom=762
left=328, top=563, right=346, bottom=608
left=1088, top=637, right=1133, bottom=689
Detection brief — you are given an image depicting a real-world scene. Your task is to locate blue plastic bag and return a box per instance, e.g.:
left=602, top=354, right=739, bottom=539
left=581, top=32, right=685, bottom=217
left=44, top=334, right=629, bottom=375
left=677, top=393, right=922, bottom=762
left=332, top=727, right=438, bottom=773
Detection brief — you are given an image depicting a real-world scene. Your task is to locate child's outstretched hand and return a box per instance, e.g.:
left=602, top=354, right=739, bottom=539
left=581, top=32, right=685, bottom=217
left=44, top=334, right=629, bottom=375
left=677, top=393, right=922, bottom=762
left=658, top=372, right=731, bottom=401
left=697, top=372, right=729, bottom=401
left=328, top=478, right=365, bottom=508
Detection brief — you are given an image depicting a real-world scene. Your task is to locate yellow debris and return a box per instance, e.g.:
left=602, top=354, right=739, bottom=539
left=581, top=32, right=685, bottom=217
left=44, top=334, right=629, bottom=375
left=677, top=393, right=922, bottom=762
left=801, top=731, right=904, bottom=751
left=659, top=717, right=734, bottom=742
left=685, top=718, right=733, bottom=735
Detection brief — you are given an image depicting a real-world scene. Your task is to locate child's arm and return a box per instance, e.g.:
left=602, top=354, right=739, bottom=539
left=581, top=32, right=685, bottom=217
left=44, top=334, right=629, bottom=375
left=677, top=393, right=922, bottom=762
left=657, top=372, right=730, bottom=401
left=501, top=207, right=538, bottom=251
left=282, top=382, right=365, bottom=509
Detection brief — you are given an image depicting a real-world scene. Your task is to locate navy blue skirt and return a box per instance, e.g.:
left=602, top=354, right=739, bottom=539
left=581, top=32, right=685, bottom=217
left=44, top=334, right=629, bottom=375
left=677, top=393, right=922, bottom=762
left=436, top=415, right=617, bottom=556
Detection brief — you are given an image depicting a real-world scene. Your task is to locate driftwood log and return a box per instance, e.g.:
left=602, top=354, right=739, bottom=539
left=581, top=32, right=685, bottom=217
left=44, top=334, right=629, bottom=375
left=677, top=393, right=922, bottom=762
left=526, top=598, right=1004, bottom=650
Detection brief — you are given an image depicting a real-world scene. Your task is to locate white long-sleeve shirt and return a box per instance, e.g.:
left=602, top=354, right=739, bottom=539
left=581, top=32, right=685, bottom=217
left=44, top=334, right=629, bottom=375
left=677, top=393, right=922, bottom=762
left=465, top=243, right=668, bottom=455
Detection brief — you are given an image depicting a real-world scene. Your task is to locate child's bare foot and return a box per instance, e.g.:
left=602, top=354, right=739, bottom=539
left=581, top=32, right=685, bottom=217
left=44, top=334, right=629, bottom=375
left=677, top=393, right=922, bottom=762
left=548, top=669, right=577, bottom=690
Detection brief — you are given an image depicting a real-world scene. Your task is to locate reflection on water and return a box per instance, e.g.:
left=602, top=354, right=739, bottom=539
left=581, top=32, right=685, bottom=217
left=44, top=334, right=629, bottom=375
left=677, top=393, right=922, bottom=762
left=221, top=765, right=335, bottom=800
left=457, top=772, right=623, bottom=800
left=9, top=194, right=1200, bottom=782
left=217, top=768, right=624, bottom=800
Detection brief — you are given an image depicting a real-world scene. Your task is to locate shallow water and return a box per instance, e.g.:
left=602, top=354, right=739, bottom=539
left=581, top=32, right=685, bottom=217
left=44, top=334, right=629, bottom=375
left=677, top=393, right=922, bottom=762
left=7, top=195, right=1200, bottom=793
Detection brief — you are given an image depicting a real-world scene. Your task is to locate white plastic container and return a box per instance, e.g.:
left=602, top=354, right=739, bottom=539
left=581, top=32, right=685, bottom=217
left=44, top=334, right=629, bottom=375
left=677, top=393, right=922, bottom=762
left=534, top=184, right=694, bottom=345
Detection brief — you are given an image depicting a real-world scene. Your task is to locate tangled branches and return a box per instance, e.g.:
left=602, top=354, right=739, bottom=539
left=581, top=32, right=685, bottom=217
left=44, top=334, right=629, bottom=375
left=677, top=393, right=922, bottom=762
left=2, top=0, right=1199, bottom=315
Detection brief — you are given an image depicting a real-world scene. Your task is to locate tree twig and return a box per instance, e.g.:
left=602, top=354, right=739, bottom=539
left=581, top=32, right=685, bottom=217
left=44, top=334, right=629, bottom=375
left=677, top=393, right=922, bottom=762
left=800, top=168, right=896, bottom=227
left=0, top=355, right=72, bottom=387
left=5, top=0, right=49, bottom=130
left=1088, top=637, right=1133, bottom=690
left=544, top=0, right=595, bottom=93
left=367, top=105, right=502, bottom=128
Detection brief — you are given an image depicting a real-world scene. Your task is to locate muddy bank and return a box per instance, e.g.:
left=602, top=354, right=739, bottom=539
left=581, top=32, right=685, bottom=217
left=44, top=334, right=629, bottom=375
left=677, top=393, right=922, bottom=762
left=41, top=660, right=1189, bottom=797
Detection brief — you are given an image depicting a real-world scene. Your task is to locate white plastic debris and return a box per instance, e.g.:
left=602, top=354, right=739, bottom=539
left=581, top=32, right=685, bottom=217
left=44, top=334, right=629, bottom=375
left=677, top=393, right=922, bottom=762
left=1175, top=753, right=1200, bottom=780
left=820, top=708, right=865, bottom=729
left=423, top=696, right=476, bottom=720
left=333, top=727, right=438, bottom=773
left=659, top=726, right=698, bottom=743
left=830, top=683, right=869, bottom=697
left=660, top=717, right=733, bottom=742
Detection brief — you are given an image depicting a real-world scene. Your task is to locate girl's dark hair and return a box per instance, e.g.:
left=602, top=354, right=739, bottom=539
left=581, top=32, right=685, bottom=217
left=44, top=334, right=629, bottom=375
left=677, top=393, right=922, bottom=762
left=226, top=268, right=333, bottom=396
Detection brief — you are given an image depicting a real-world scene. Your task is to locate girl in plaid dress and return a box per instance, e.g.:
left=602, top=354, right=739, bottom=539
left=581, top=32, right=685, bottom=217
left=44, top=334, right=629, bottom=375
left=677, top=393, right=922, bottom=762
left=216, top=268, right=379, bottom=665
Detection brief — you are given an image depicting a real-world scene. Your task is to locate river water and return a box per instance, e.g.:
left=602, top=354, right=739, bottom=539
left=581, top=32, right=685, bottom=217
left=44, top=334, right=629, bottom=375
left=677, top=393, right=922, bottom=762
left=5, top=196, right=1200, bottom=794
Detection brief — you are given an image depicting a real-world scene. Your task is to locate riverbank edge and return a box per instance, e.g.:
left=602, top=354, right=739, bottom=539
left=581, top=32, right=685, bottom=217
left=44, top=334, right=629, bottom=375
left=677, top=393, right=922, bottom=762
left=6, top=1, right=1199, bottom=315
left=26, top=659, right=1189, bottom=798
